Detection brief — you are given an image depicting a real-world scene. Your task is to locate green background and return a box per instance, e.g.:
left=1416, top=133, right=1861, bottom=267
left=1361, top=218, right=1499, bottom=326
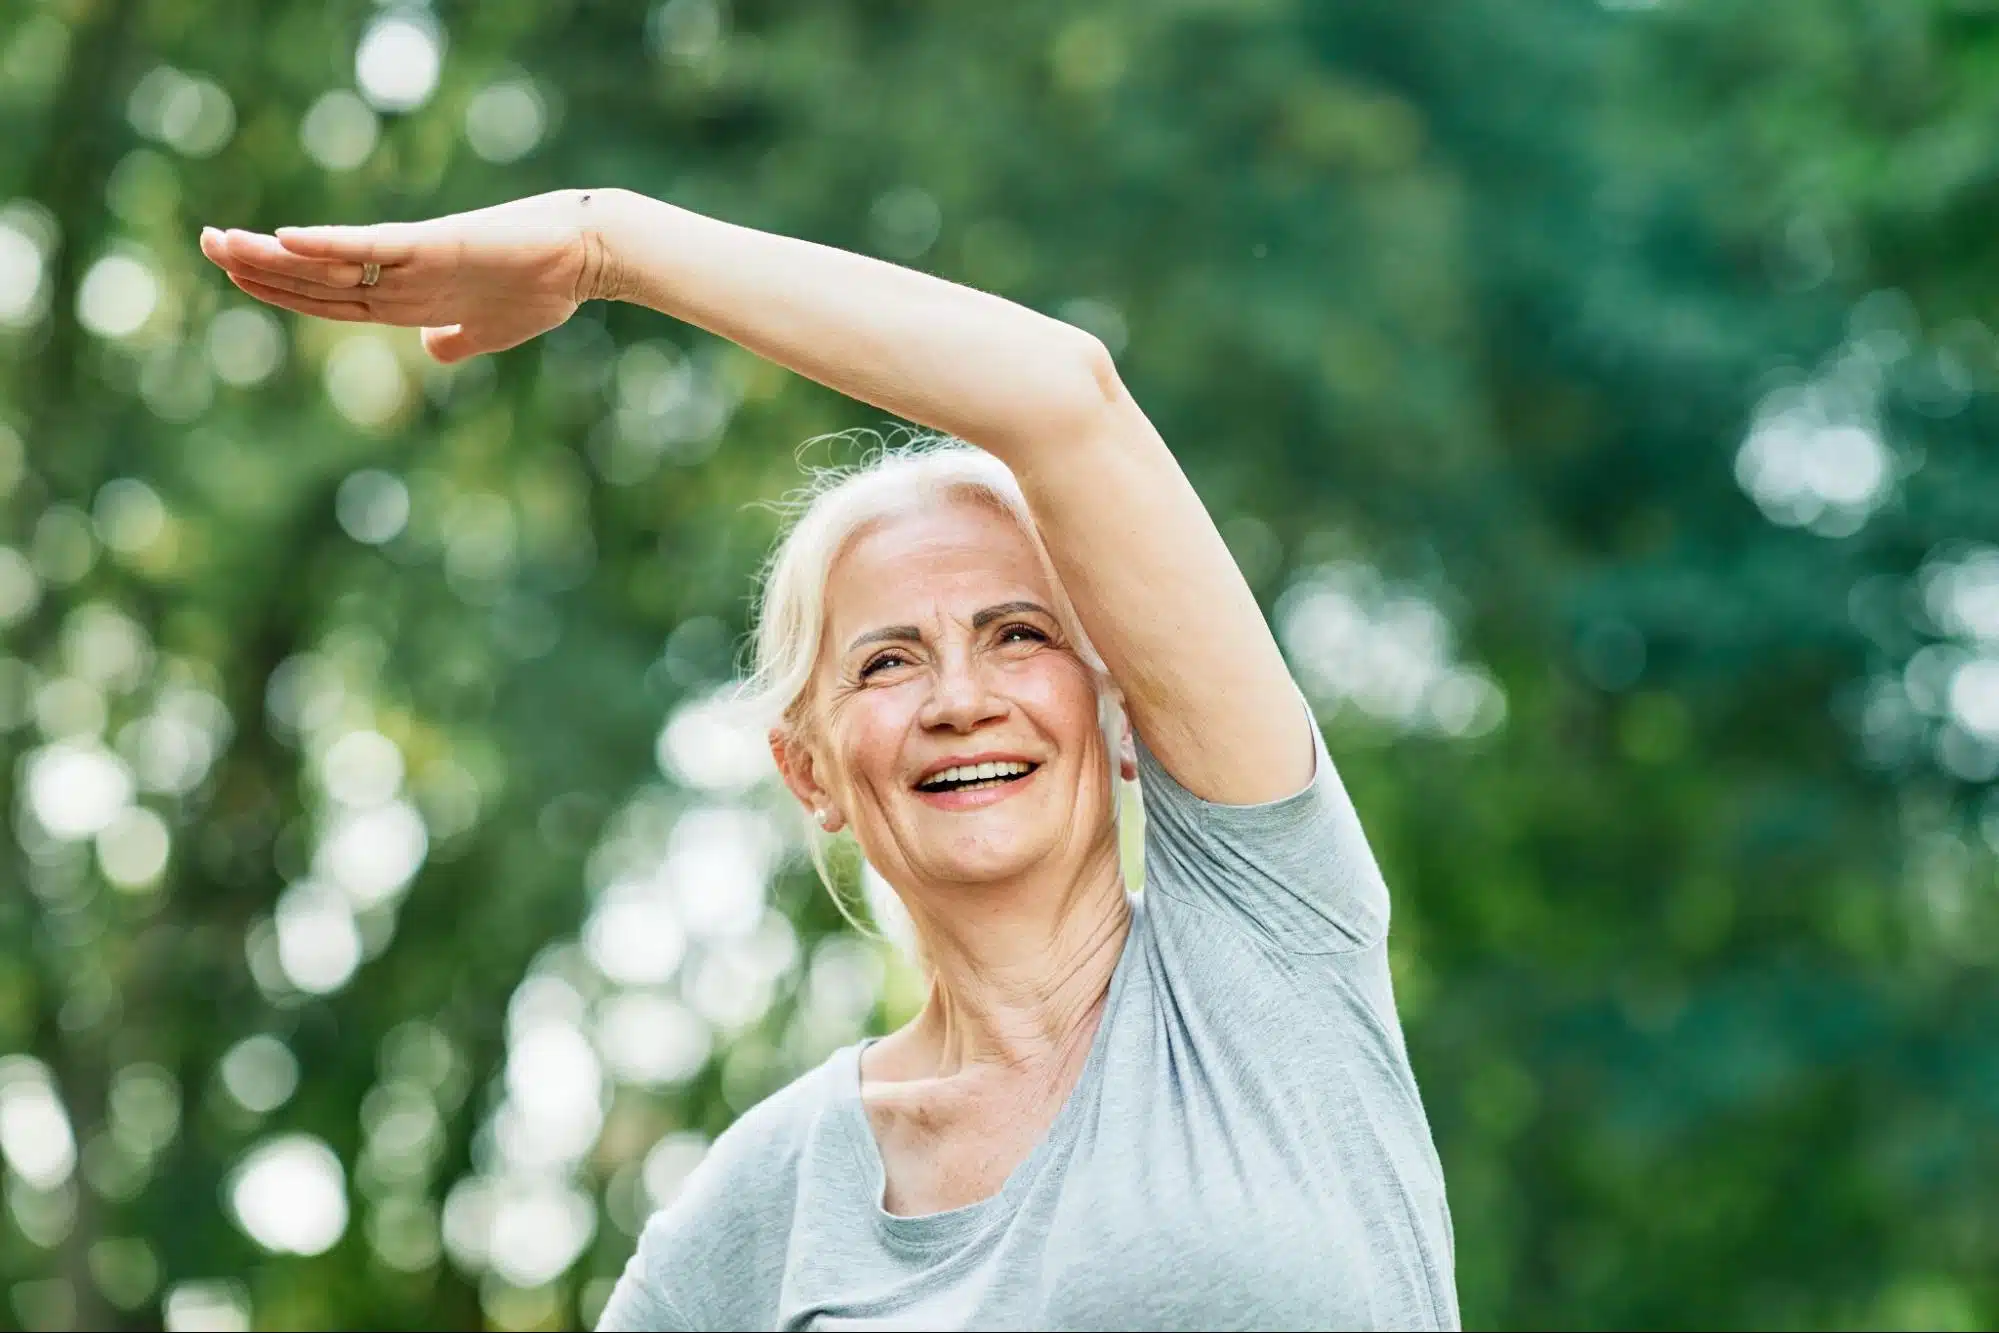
left=2, top=0, right=1996, bottom=1328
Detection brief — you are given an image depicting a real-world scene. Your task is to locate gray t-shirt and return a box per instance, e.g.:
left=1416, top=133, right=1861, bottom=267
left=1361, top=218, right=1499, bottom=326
left=599, top=712, right=1458, bottom=1331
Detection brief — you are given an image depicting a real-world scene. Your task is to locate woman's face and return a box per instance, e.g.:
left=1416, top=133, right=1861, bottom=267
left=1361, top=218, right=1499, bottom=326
left=779, top=498, right=1130, bottom=893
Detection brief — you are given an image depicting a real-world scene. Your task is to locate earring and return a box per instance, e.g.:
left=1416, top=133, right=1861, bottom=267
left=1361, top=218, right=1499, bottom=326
left=814, top=809, right=833, bottom=830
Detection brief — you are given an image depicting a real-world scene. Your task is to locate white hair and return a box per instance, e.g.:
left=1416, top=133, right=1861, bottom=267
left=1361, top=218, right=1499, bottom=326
left=734, top=430, right=1126, bottom=952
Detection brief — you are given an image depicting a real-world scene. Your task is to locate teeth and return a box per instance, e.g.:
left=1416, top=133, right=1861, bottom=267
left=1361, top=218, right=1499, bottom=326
left=924, top=760, right=1032, bottom=788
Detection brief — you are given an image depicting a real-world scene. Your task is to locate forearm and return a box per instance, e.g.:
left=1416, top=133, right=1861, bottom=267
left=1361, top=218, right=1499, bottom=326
left=586, top=189, right=1115, bottom=457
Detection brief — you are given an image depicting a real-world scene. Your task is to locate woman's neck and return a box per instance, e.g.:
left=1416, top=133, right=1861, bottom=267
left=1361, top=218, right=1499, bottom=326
left=899, top=845, right=1131, bottom=1077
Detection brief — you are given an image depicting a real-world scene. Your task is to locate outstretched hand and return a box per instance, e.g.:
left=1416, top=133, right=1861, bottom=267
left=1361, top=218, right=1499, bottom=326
left=198, top=190, right=613, bottom=363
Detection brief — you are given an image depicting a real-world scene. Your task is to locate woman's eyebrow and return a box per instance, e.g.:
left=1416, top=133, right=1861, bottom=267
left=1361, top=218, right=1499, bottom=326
left=970, top=600, right=1052, bottom=628
left=847, top=624, right=921, bottom=653
left=845, top=602, right=1052, bottom=654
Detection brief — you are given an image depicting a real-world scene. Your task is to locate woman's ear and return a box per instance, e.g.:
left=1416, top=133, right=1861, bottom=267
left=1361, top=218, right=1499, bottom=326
left=770, top=728, right=845, bottom=833
left=1118, top=713, right=1138, bottom=783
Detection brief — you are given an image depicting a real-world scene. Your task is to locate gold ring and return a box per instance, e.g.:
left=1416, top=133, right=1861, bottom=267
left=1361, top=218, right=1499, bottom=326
left=359, top=262, right=381, bottom=288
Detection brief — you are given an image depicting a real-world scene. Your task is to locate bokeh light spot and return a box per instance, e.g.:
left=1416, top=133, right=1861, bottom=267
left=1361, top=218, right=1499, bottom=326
left=0, top=1059, right=78, bottom=1190
left=96, top=806, right=171, bottom=891
left=597, top=993, right=711, bottom=1087
left=207, top=307, right=285, bottom=386
left=335, top=469, right=411, bottom=544
left=26, top=741, right=134, bottom=840
left=127, top=66, right=235, bottom=157
left=93, top=479, right=168, bottom=555
left=76, top=254, right=160, bottom=339
left=0, top=214, right=47, bottom=326
left=315, top=799, right=429, bottom=907
left=320, top=729, right=405, bottom=807
left=465, top=79, right=546, bottom=163
left=1947, top=658, right=1999, bottom=741
left=219, top=1036, right=300, bottom=1115
left=585, top=888, right=686, bottom=987
left=657, top=690, right=768, bottom=792
left=0, top=546, right=41, bottom=627
left=641, top=1131, right=710, bottom=1209
left=356, top=14, right=444, bottom=113
left=273, top=881, right=363, bottom=994
left=324, top=334, right=408, bottom=428
left=228, top=1135, right=347, bottom=1255
left=163, top=1280, right=249, bottom=1332
left=299, top=90, right=380, bottom=171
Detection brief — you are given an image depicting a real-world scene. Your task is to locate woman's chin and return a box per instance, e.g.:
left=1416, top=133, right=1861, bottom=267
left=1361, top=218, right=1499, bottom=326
left=915, top=834, right=1055, bottom=886
left=885, top=790, right=1107, bottom=886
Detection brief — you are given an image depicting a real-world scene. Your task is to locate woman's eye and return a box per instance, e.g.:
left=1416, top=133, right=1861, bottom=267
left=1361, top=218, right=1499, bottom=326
left=859, top=652, right=909, bottom=679
left=999, top=625, right=1047, bottom=645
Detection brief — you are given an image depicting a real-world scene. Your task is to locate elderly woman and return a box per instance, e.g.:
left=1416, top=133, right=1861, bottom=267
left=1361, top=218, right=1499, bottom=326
left=200, top=188, right=1458, bottom=1331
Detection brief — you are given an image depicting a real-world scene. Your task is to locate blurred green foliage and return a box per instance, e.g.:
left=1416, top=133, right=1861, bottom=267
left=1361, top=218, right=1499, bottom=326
left=2, top=0, right=1997, bottom=1328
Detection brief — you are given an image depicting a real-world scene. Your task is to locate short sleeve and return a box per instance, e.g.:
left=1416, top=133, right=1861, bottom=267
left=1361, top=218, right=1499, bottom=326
left=1133, top=689, right=1390, bottom=953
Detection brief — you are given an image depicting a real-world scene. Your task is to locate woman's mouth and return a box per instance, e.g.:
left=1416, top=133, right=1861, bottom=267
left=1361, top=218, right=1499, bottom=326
left=917, top=759, right=1037, bottom=793
left=914, top=760, right=1040, bottom=807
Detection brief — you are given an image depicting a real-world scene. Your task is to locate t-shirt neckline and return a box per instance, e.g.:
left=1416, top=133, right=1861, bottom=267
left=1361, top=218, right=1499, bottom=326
left=837, top=893, right=1143, bottom=1251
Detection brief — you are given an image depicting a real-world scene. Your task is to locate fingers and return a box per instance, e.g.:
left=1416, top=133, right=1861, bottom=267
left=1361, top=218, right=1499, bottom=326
left=423, top=322, right=548, bottom=364
left=223, top=262, right=424, bottom=317
left=220, top=263, right=360, bottom=305
left=420, top=324, right=482, bottom=364
left=202, top=227, right=405, bottom=308
left=204, top=227, right=372, bottom=287
left=225, top=271, right=373, bottom=323
left=274, top=223, right=425, bottom=264
left=202, top=227, right=438, bottom=324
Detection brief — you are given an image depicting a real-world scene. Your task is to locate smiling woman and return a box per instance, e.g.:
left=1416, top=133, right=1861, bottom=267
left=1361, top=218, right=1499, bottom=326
left=200, top=187, right=1458, bottom=1331
left=735, top=443, right=1130, bottom=930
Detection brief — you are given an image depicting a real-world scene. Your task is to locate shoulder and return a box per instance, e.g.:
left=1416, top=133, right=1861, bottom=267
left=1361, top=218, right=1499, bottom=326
left=609, top=1048, right=855, bottom=1328
left=703, top=1045, right=846, bottom=1179
left=651, top=1046, right=847, bottom=1234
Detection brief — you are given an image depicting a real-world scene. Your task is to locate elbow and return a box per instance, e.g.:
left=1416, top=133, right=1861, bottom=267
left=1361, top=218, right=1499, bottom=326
left=1030, top=326, right=1125, bottom=445
left=981, top=324, right=1128, bottom=463
left=1074, top=329, right=1124, bottom=410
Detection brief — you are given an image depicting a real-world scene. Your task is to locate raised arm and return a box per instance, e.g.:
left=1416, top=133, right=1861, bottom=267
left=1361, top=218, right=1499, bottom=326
left=200, top=189, right=1312, bottom=804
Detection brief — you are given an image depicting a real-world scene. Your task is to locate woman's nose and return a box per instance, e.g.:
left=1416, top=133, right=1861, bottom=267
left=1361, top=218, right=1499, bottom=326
left=920, top=657, right=1008, bottom=731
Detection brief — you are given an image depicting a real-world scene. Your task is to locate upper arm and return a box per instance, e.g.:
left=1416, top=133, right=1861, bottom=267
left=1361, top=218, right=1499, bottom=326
left=594, top=1085, right=807, bottom=1333
left=1003, top=347, right=1313, bottom=806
